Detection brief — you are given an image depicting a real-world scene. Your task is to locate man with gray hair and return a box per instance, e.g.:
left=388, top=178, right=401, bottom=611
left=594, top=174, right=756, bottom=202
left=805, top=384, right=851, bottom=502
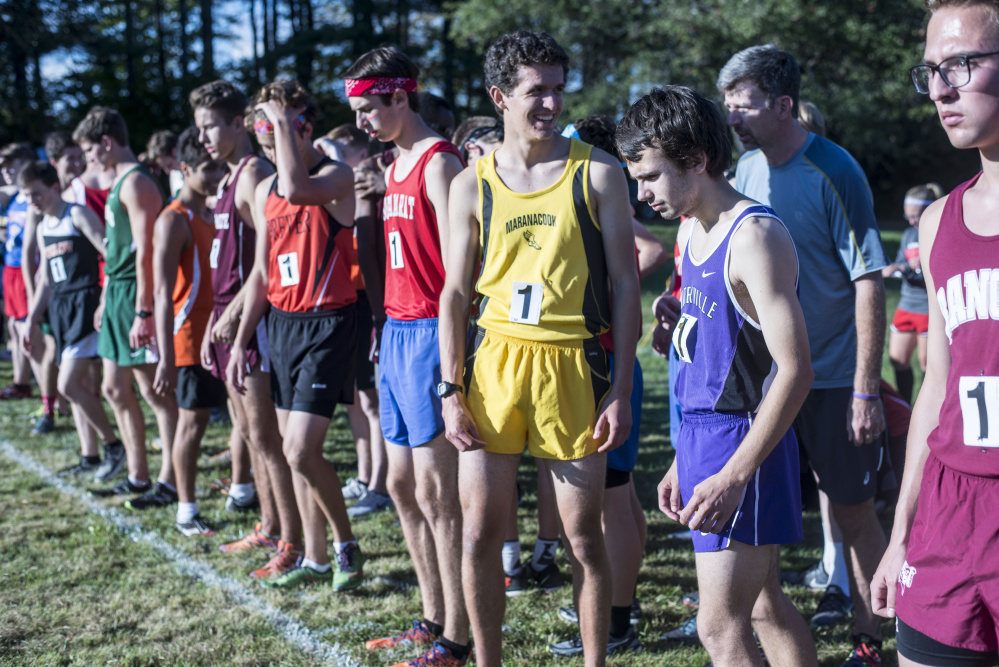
left=719, top=44, right=890, bottom=667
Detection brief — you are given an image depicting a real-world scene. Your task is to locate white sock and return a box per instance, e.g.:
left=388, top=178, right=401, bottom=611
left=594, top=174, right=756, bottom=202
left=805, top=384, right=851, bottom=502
left=177, top=502, right=198, bottom=524
left=502, top=540, right=522, bottom=575
left=827, top=542, right=851, bottom=592
left=128, top=476, right=150, bottom=488
left=332, top=540, right=357, bottom=554
left=532, top=538, right=559, bottom=572
left=229, top=482, right=255, bottom=503
left=301, top=558, right=331, bottom=573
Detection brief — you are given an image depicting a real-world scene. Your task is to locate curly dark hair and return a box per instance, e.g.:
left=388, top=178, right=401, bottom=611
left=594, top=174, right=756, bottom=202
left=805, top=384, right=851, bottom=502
left=189, top=80, right=249, bottom=124
left=484, top=31, right=569, bottom=111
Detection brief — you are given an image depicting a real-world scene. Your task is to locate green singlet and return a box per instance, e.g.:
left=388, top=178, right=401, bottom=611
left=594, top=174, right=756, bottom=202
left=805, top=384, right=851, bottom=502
left=103, top=165, right=164, bottom=281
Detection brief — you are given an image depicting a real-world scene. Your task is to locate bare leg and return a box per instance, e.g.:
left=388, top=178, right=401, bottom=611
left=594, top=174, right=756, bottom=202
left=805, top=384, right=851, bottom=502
left=133, top=364, right=178, bottom=486
left=275, top=408, right=322, bottom=561
left=751, top=546, right=819, bottom=667
left=603, top=479, right=642, bottom=609
left=172, top=407, right=211, bottom=503
left=536, top=457, right=560, bottom=540
left=360, top=388, right=388, bottom=493
left=101, top=359, right=149, bottom=482
left=10, top=318, right=33, bottom=385
left=459, top=449, right=520, bottom=667
left=387, top=440, right=444, bottom=624
left=346, top=390, right=372, bottom=486
left=59, top=357, right=117, bottom=454
left=41, top=333, right=58, bottom=401
left=830, top=499, right=888, bottom=640
left=231, top=419, right=252, bottom=486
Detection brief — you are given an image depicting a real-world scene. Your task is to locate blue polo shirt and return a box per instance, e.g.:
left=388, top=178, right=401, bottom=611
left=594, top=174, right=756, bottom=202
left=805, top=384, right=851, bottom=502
left=735, top=133, right=888, bottom=388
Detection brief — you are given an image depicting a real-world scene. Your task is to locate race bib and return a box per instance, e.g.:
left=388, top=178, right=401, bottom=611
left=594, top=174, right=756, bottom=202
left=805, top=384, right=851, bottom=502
left=510, top=281, right=543, bottom=326
left=959, top=376, right=999, bottom=447
left=278, top=252, right=300, bottom=287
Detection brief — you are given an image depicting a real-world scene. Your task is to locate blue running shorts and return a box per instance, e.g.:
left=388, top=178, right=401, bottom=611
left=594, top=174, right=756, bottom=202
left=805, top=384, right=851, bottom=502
left=379, top=317, right=445, bottom=448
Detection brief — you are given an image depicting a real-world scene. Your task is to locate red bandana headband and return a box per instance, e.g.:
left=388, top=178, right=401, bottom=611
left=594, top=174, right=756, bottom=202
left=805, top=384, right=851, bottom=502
left=254, top=115, right=307, bottom=135
left=344, top=77, right=418, bottom=97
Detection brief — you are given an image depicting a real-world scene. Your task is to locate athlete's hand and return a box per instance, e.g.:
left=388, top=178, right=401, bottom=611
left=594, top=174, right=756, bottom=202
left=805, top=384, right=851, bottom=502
left=677, top=469, right=745, bottom=534
left=651, top=322, right=672, bottom=358
left=355, top=167, right=386, bottom=200
left=19, top=320, right=36, bottom=356
left=847, top=395, right=885, bottom=446
left=442, top=393, right=486, bottom=452
left=211, top=307, right=239, bottom=345
left=227, top=344, right=248, bottom=395
left=657, top=460, right=684, bottom=522
left=871, top=541, right=907, bottom=619
left=369, top=320, right=383, bottom=364
left=93, top=301, right=104, bottom=332
left=200, top=311, right=215, bottom=372
left=255, top=100, right=306, bottom=125
left=653, top=293, right=681, bottom=331
left=129, top=314, right=155, bottom=350
left=153, top=360, right=176, bottom=397
left=594, top=390, right=631, bottom=453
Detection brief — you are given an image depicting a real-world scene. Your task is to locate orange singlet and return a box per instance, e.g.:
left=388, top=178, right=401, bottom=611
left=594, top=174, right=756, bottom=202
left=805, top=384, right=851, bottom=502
left=167, top=199, right=216, bottom=367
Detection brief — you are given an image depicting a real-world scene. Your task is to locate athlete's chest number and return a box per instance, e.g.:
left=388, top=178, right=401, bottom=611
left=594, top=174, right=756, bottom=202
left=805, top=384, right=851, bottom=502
left=959, top=376, right=999, bottom=447
left=388, top=230, right=404, bottom=270
left=672, top=313, right=697, bottom=363
left=278, top=252, right=300, bottom=287
left=510, top=281, right=543, bottom=326
left=49, top=256, right=67, bottom=283
left=210, top=238, right=221, bottom=269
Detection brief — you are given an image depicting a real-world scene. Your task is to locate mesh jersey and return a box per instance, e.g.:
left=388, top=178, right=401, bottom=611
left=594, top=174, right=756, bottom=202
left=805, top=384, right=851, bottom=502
left=166, top=200, right=216, bottom=367
left=211, top=154, right=258, bottom=305
left=3, top=193, right=29, bottom=268
left=104, top=165, right=163, bottom=281
left=927, top=173, right=999, bottom=476
left=475, top=138, right=610, bottom=342
left=40, top=203, right=101, bottom=294
left=382, top=140, right=463, bottom=320
left=265, top=159, right=356, bottom=313
left=673, top=205, right=794, bottom=415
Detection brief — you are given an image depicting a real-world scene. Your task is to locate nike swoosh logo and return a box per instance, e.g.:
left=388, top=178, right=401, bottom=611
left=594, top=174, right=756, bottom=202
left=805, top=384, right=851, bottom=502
left=130, top=349, right=145, bottom=358
left=702, top=271, right=716, bottom=278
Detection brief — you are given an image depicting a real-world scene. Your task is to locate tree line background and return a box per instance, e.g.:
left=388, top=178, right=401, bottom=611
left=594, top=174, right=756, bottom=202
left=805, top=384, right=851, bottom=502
left=0, top=0, right=980, bottom=213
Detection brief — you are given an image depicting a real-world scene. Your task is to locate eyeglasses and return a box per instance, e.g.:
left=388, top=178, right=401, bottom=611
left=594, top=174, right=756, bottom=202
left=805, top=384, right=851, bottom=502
left=910, top=50, right=999, bottom=93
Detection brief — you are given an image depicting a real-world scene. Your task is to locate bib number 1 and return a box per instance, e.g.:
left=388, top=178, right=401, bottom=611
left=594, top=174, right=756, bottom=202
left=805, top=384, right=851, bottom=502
left=510, top=281, right=543, bottom=325
left=50, top=256, right=68, bottom=283
left=278, top=252, right=300, bottom=287
left=388, top=231, right=404, bottom=269
left=959, top=376, right=999, bottom=447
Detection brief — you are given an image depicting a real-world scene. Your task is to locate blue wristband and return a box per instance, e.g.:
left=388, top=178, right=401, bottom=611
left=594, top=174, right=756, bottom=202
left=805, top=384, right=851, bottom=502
left=852, top=391, right=879, bottom=401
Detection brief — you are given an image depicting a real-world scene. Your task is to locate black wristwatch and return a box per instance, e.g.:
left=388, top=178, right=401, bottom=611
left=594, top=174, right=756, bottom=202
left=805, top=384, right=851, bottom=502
left=136, top=310, right=153, bottom=319
left=436, top=381, right=464, bottom=399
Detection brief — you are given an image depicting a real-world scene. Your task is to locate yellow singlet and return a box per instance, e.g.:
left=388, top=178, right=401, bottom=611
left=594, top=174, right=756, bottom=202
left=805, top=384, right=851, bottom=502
left=474, top=138, right=610, bottom=342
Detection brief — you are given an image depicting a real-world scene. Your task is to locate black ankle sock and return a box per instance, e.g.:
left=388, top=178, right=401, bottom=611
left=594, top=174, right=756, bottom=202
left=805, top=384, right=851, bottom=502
left=439, top=636, right=471, bottom=660
left=895, top=367, right=914, bottom=404
left=423, top=619, right=443, bottom=638
left=83, top=455, right=101, bottom=465
left=610, top=605, right=631, bottom=638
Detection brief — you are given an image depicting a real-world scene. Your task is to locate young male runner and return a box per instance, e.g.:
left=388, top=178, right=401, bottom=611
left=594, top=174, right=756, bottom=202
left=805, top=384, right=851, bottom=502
left=230, top=80, right=363, bottom=591
left=617, top=84, right=817, bottom=667
left=438, top=31, right=640, bottom=667
left=872, top=3, right=999, bottom=665
left=73, top=107, right=178, bottom=508
left=151, top=127, right=228, bottom=535
left=718, top=45, right=891, bottom=661
left=1, top=142, right=39, bottom=400
left=190, top=80, right=302, bottom=577
left=345, top=46, right=472, bottom=665
left=17, top=161, right=122, bottom=476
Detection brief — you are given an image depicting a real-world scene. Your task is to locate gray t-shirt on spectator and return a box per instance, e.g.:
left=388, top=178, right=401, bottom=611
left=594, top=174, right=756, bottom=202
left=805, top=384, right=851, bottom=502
left=894, top=225, right=929, bottom=314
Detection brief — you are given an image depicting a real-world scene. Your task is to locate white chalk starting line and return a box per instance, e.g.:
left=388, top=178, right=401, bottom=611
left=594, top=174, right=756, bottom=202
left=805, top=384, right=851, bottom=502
left=0, top=440, right=364, bottom=667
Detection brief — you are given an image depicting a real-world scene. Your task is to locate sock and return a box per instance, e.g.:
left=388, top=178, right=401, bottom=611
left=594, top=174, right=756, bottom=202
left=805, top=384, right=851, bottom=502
left=610, top=605, right=631, bottom=639
left=177, top=502, right=198, bottom=524
left=105, top=439, right=123, bottom=449
left=827, top=542, right=851, bottom=593
left=128, top=476, right=151, bottom=489
left=14, top=384, right=29, bottom=391
left=423, top=619, right=444, bottom=638
left=158, top=480, right=177, bottom=494
left=42, top=394, right=54, bottom=416
left=228, top=482, right=255, bottom=503
left=83, top=455, right=100, bottom=465
left=502, top=540, right=522, bottom=575
left=301, top=558, right=331, bottom=573
left=531, top=538, right=559, bottom=572
left=332, top=540, right=357, bottom=554
left=438, top=636, right=471, bottom=659
left=895, top=367, right=914, bottom=405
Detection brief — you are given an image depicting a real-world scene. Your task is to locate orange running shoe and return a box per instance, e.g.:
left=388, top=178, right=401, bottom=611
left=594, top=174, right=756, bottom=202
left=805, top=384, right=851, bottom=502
left=250, top=541, right=302, bottom=579
left=218, top=522, right=279, bottom=553
left=391, top=642, right=470, bottom=666
left=365, top=620, right=438, bottom=651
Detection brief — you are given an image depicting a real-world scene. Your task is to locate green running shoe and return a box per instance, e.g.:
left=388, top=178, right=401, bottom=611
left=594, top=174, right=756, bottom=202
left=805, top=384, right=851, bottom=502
left=261, top=564, right=332, bottom=589
left=333, top=543, right=365, bottom=592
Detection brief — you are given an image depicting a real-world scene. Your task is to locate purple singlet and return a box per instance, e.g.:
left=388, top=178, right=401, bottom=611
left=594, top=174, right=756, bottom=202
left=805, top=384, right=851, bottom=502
left=212, top=154, right=258, bottom=304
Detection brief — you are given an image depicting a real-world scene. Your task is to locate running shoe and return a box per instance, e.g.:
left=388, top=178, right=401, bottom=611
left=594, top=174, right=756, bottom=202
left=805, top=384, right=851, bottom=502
left=558, top=603, right=642, bottom=626
left=683, top=590, right=700, bottom=609
left=26, top=405, right=45, bottom=422
left=210, top=477, right=232, bottom=495
left=346, top=489, right=394, bottom=517
left=0, top=384, right=32, bottom=400
left=90, top=477, right=151, bottom=498
left=629, top=599, right=643, bottom=626
left=365, top=620, right=438, bottom=650
left=124, top=482, right=178, bottom=511
left=391, top=641, right=470, bottom=666
left=30, top=413, right=55, bottom=436
left=548, top=626, right=641, bottom=657
left=342, top=477, right=367, bottom=500
left=261, top=563, right=333, bottom=589
left=250, top=541, right=302, bottom=579
left=225, top=491, right=259, bottom=513
left=94, top=441, right=127, bottom=483
left=176, top=514, right=216, bottom=537
left=333, top=542, right=365, bottom=591
left=531, top=561, right=564, bottom=591
left=219, top=522, right=279, bottom=553
left=810, top=584, right=853, bottom=628
left=209, top=448, right=232, bottom=465
left=505, top=566, right=530, bottom=596
left=782, top=560, right=830, bottom=590
left=841, top=634, right=883, bottom=667
left=150, top=436, right=161, bottom=451
left=57, top=457, right=101, bottom=477
left=662, top=614, right=700, bottom=645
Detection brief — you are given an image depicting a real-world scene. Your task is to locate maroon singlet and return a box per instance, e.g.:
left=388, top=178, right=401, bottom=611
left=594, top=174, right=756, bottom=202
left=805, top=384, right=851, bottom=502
left=927, top=172, right=999, bottom=477
left=212, top=154, right=258, bottom=305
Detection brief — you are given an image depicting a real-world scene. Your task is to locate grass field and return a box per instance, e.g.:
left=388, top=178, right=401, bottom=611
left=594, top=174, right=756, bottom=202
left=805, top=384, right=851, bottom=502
left=0, top=221, right=915, bottom=666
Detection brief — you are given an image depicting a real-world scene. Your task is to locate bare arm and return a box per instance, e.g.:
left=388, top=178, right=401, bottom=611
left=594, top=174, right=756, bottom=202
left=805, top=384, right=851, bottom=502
left=21, top=223, right=53, bottom=355
left=123, top=171, right=164, bottom=349
left=152, top=208, right=190, bottom=395
left=632, top=218, right=668, bottom=280
left=71, top=206, right=108, bottom=258
left=21, top=208, right=40, bottom=302
left=355, top=195, right=385, bottom=323
left=424, top=151, right=466, bottom=263
left=850, top=272, right=887, bottom=444
left=678, top=217, right=814, bottom=530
